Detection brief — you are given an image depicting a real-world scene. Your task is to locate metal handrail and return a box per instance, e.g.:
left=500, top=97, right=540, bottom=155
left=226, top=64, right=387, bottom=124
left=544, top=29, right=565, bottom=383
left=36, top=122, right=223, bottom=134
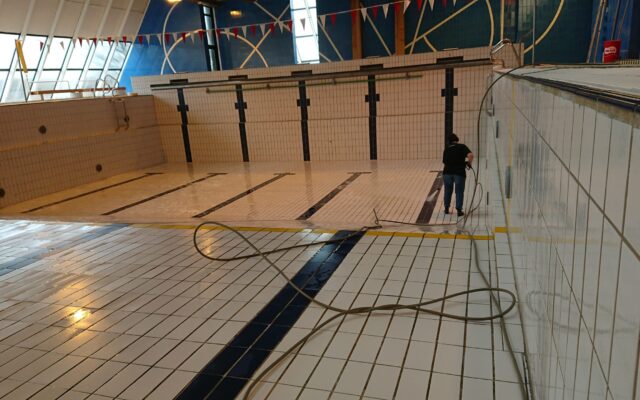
left=490, top=39, right=522, bottom=68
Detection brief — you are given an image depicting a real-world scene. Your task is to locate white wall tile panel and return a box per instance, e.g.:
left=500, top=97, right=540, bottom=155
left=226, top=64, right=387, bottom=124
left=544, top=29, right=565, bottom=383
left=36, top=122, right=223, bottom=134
left=490, top=72, right=640, bottom=400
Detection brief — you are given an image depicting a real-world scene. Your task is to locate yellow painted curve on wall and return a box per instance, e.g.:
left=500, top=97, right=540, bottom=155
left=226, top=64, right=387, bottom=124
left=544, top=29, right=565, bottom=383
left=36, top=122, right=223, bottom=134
left=524, top=0, right=565, bottom=54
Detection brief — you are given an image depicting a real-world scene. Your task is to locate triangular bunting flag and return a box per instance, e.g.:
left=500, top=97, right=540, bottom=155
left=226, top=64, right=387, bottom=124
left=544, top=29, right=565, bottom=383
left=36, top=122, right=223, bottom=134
left=286, top=20, right=292, bottom=32
left=138, top=35, right=144, bottom=45
left=269, top=22, right=275, bottom=33
left=453, top=0, right=457, bottom=5
left=122, top=36, right=127, bottom=43
left=39, top=41, right=44, bottom=50
left=278, top=20, right=285, bottom=33
left=330, top=13, right=337, bottom=25
left=190, top=32, right=196, bottom=43
left=172, top=32, right=178, bottom=42
left=429, top=0, right=435, bottom=9
left=319, top=14, right=326, bottom=27
left=93, top=38, right=98, bottom=46
left=107, top=36, right=112, bottom=44
left=181, top=32, right=187, bottom=43
left=145, top=34, right=151, bottom=44
left=224, top=28, right=231, bottom=40
left=382, top=3, right=389, bottom=17
left=417, top=0, right=423, bottom=9
left=260, top=24, right=266, bottom=35
left=393, top=2, right=401, bottom=15
left=232, top=27, right=238, bottom=38
left=156, top=34, right=162, bottom=44
left=198, top=30, right=205, bottom=41
left=372, top=5, right=379, bottom=19
left=442, top=0, right=447, bottom=7
left=250, top=25, right=257, bottom=36
left=241, top=25, right=247, bottom=37
left=165, top=33, right=171, bottom=44
left=78, top=37, right=83, bottom=46
left=72, top=38, right=77, bottom=47
left=60, top=41, right=65, bottom=49
left=300, top=17, right=306, bottom=31
left=404, top=0, right=411, bottom=13
left=215, top=28, right=222, bottom=37
left=361, top=8, right=367, bottom=20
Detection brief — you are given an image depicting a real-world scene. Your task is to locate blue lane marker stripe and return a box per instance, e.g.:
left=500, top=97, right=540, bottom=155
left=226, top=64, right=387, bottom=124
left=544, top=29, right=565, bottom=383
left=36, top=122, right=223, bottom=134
left=176, top=230, right=364, bottom=400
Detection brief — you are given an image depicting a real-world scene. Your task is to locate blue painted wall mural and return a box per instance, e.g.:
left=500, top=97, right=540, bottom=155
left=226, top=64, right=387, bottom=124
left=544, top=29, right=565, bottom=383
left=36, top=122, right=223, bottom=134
left=121, top=0, right=640, bottom=88
left=120, top=0, right=208, bottom=91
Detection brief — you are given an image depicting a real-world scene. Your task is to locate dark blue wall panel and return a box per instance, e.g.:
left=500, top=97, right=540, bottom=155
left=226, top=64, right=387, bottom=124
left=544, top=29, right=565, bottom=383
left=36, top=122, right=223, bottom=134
left=120, top=1, right=207, bottom=91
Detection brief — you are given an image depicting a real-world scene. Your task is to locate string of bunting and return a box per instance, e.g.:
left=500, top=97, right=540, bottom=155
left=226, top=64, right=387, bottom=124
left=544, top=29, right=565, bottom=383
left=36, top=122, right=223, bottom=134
left=39, top=0, right=459, bottom=50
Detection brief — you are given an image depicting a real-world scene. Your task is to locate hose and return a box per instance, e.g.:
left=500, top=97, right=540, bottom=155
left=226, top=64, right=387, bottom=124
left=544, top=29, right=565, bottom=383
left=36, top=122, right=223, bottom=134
left=191, top=65, right=534, bottom=400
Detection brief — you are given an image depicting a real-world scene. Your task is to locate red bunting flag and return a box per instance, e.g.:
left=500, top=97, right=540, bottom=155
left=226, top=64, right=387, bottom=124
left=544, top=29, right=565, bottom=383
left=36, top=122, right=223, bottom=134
left=394, top=2, right=402, bottom=14
left=122, top=36, right=127, bottom=43
left=39, top=41, right=44, bottom=50
left=165, top=33, right=171, bottom=43
left=250, top=25, right=256, bottom=36
left=107, top=36, right=112, bottom=44
left=181, top=32, right=187, bottom=42
left=286, top=20, right=292, bottom=32
left=351, top=10, right=358, bottom=25
left=92, top=38, right=97, bottom=45
left=198, top=30, right=205, bottom=40
left=417, top=0, right=423, bottom=9
left=78, top=37, right=83, bottom=46
left=232, top=27, right=238, bottom=38
left=442, top=0, right=446, bottom=7
left=330, top=13, right=337, bottom=25
left=216, top=28, right=222, bottom=37
left=372, top=6, right=379, bottom=19
left=269, top=22, right=275, bottom=33
left=138, top=35, right=144, bottom=44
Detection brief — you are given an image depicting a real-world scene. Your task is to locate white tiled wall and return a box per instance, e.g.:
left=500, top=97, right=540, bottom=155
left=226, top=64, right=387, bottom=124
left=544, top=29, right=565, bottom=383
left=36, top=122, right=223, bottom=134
left=0, top=96, right=164, bottom=208
left=135, top=47, right=496, bottom=163
left=489, top=73, right=640, bottom=400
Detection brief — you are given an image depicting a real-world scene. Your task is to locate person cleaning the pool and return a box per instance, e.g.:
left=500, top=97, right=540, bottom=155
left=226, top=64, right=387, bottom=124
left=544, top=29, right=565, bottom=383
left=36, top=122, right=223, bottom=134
left=442, top=133, right=473, bottom=216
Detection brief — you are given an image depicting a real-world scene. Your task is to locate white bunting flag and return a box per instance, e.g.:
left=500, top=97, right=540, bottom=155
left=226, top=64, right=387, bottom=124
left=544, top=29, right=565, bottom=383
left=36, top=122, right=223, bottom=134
left=319, top=14, right=326, bottom=27
left=156, top=34, right=162, bottom=44
left=190, top=31, right=196, bottom=43
left=278, top=20, right=285, bottom=32
left=428, top=0, right=434, bottom=9
left=382, top=3, right=389, bottom=18
left=172, top=32, right=178, bottom=42
left=361, top=8, right=367, bottom=20
left=224, top=28, right=231, bottom=40
left=404, top=0, right=411, bottom=13
left=241, top=25, right=247, bottom=37
left=146, top=34, right=151, bottom=44
left=60, top=41, right=65, bottom=49
left=300, top=17, right=306, bottom=30
left=72, top=38, right=77, bottom=47
left=260, top=23, right=266, bottom=35
left=453, top=0, right=457, bottom=4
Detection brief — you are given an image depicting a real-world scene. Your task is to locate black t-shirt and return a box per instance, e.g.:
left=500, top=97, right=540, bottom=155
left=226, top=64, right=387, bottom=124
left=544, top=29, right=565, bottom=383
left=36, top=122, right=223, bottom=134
left=442, top=143, right=471, bottom=177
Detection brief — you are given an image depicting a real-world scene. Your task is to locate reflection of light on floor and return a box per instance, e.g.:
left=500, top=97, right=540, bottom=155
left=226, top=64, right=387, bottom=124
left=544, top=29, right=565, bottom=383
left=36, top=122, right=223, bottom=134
left=71, top=309, right=89, bottom=322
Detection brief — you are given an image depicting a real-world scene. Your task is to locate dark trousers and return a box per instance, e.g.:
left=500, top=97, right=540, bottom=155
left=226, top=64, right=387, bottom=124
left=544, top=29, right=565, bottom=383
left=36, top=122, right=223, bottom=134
left=443, top=174, right=465, bottom=211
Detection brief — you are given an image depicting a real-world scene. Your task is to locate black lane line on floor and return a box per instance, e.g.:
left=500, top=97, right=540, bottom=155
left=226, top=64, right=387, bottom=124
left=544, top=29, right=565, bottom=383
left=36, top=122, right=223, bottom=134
left=297, top=80, right=311, bottom=161
left=175, top=229, right=364, bottom=400
left=365, top=74, right=380, bottom=160
left=296, top=172, right=370, bottom=220
left=177, top=88, right=193, bottom=163
left=235, top=84, right=250, bottom=162
left=102, top=173, right=227, bottom=216
left=193, top=173, right=294, bottom=218
left=441, top=67, right=458, bottom=147
left=416, top=171, right=444, bottom=224
left=23, top=173, right=162, bottom=213
left=0, top=224, right=127, bottom=276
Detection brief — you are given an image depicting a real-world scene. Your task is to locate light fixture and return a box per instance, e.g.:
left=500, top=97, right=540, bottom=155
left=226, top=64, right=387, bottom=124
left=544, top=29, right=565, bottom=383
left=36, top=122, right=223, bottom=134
left=167, top=0, right=182, bottom=3
left=230, top=10, right=243, bottom=18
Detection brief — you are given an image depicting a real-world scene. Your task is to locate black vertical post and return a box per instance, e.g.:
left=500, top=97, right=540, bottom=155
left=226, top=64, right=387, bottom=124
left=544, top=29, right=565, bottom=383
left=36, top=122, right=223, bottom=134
left=441, top=68, right=458, bottom=148
left=176, top=88, right=192, bottom=163
left=297, top=81, right=311, bottom=161
left=365, top=74, right=380, bottom=160
left=234, top=84, right=249, bottom=162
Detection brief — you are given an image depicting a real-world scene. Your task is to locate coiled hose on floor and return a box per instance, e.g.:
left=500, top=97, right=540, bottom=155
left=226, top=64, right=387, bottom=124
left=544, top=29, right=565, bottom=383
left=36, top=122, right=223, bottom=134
left=192, top=65, right=532, bottom=400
